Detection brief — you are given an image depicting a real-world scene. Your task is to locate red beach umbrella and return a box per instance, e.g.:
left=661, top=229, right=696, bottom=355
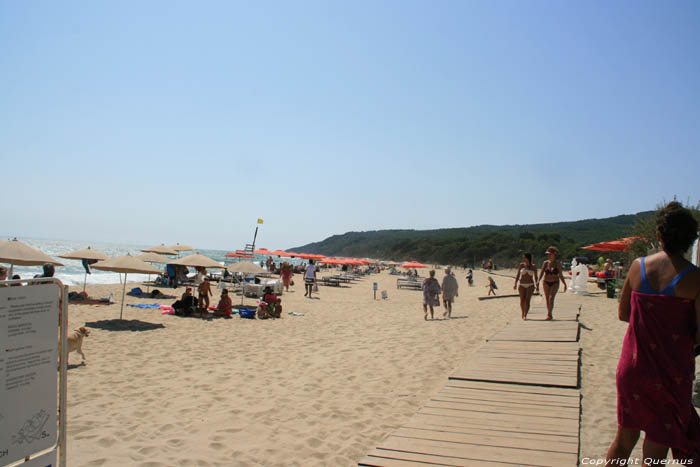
left=581, top=240, right=630, bottom=252
left=254, top=248, right=272, bottom=255
left=225, top=253, right=253, bottom=258
left=401, top=261, right=427, bottom=268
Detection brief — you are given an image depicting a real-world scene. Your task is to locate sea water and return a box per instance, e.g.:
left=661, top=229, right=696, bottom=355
left=1, top=237, right=303, bottom=287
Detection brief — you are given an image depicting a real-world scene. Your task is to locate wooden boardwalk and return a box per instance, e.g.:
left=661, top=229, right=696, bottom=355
left=360, top=301, right=582, bottom=466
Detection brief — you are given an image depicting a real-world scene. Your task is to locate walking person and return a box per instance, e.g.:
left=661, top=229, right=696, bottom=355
left=422, top=270, right=441, bottom=320
left=487, top=276, right=498, bottom=296
left=304, top=259, right=317, bottom=298
left=441, top=267, right=459, bottom=319
left=538, top=246, right=567, bottom=320
left=514, top=253, right=539, bottom=320
left=280, top=262, right=294, bottom=292
left=606, top=201, right=700, bottom=464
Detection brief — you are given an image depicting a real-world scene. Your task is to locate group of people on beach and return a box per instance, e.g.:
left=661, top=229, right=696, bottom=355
left=511, top=246, right=568, bottom=320
left=420, top=268, right=459, bottom=320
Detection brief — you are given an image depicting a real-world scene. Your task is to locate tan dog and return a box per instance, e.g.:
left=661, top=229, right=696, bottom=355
left=67, top=326, right=90, bottom=364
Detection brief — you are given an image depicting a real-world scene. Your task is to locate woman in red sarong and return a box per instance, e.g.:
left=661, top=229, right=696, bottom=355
left=280, top=262, right=293, bottom=292
left=607, top=202, right=700, bottom=464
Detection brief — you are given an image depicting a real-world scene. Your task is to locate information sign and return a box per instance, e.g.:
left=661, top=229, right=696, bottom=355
left=0, top=284, right=60, bottom=465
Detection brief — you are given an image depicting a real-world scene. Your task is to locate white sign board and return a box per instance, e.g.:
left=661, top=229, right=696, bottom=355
left=0, top=284, right=60, bottom=465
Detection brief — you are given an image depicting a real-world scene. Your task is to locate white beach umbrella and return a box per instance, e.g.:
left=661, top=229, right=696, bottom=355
left=0, top=238, right=64, bottom=277
left=92, top=255, right=162, bottom=319
left=58, top=246, right=110, bottom=292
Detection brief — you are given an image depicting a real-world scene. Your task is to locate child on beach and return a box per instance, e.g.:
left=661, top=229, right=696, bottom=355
left=198, top=278, right=212, bottom=314
left=487, top=276, right=497, bottom=296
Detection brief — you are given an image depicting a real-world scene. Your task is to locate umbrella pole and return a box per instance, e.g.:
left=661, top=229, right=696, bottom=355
left=146, top=274, right=151, bottom=293
left=83, top=272, right=87, bottom=293
left=120, top=273, right=128, bottom=320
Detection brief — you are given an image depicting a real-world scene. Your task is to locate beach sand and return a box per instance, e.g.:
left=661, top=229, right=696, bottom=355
left=62, top=268, right=628, bottom=466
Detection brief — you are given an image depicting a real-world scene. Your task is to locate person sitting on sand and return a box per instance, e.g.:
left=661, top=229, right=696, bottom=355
left=606, top=202, right=700, bottom=464
left=441, top=268, right=459, bottom=319
left=0, top=266, right=7, bottom=287
left=421, top=270, right=441, bottom=321
left=172, top=287, right=197, bottom=316
left=213, top=289, right=233, bottom=318
left=487, top=276, right=498, bottom=296
left=257, top=287, right=282, bottom=319
left=604, top=258, right=614, bottom=276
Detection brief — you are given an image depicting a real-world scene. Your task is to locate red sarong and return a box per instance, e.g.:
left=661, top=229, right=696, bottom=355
left=617, top=291, right=700, bottom=460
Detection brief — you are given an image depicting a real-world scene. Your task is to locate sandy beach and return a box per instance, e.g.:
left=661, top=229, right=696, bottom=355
left=62, top=268, right=629, bottom=466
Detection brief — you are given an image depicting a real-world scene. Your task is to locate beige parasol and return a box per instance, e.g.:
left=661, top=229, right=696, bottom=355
left=135, top=252, right=172, bottom=292
left=168, top=244, right=194, bottom=252
left=142, top=244, right=178, bottom=256
left=135, top=252, right=172, bottom=263
left=59, top=247, right=110, bottom=292
left=92, top=255, right=162, bottom=319
left=0, top=239, right=64, bottom=277
left=226, top=261, right=267, bottom=274
left=171, top=254, right=224, bottom=269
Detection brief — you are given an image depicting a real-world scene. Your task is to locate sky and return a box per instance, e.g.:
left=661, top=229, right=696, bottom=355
left=1, top=0, right=699, bottom=251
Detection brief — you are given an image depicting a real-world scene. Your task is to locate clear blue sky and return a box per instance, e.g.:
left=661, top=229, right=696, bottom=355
left=2, top=0, right=699, bottom=251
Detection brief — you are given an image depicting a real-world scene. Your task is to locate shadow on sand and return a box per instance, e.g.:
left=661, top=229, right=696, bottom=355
left=84, top=319, right=166, bottom=332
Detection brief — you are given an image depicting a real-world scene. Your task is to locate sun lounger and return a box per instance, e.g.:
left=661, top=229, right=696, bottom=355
left=318, top=277, right=341, bottom=287
left=397, top=278, right=422, bottom=290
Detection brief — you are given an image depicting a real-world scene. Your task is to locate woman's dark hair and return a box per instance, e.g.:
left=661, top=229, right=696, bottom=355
left=522, top=253, right=532, bottom=265
left=656, top=201, right=699, bottom=255
left=42, top=263, right=55, bottom=277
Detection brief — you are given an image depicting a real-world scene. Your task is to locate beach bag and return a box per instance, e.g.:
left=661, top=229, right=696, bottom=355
left=290, top=280, right=295, bottom=286
left=312, top=283, right=319, bottom=293
left=239, top=307, right=256, bottom=319
left=130, top=287, right=143, bottom=296
left=433, top=295, right=440, bottom=307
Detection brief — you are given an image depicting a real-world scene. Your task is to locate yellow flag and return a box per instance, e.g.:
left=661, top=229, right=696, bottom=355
left=257, top=218, right=264, bottom=224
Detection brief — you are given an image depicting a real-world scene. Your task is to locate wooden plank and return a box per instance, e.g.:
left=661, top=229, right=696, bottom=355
left=443, top=380, right=580, bottom=397
left=424, top=400, right=579, bottom=421
left=378, top=436, right=578, bottom=467
left=449, top=371, right=577, bottom=388
left=437, top=388, right=580, bottom=408
left=416, top=410, right=579, bottom=437
left=361, top=449, right=513, bottom=467
left=407, top=416, right=578, bottom=443
left=393, top=427, right=579, bottom=454
left=418, top=407, right=579, bottom=431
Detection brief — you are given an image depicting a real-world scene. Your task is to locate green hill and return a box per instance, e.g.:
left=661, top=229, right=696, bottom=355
left=290, top=211, right=655, bottom=267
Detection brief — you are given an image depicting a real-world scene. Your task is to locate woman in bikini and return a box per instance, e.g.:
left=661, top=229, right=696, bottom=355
left=538, top=246, right=567, bottom=320
left=514, top=252, right=539, bottom=320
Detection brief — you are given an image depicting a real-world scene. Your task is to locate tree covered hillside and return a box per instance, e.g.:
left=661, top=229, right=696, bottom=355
left=290, top=212, right=655, bottom=267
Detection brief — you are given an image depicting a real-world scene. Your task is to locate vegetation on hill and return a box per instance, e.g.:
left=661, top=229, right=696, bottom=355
left=291, top=212, right=658, bottom=267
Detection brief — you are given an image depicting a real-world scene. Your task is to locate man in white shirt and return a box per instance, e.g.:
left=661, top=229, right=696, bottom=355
left=304, top=259, right=317, bottom=298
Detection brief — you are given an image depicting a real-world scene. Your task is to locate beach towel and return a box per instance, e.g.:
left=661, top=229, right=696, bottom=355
left=127, top=303, right=161, bottom=309
left=617, top=291, right=700, bottom=460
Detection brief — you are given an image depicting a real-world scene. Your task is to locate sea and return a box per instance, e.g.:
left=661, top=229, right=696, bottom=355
left=2, top=237, right=304, bottom=286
